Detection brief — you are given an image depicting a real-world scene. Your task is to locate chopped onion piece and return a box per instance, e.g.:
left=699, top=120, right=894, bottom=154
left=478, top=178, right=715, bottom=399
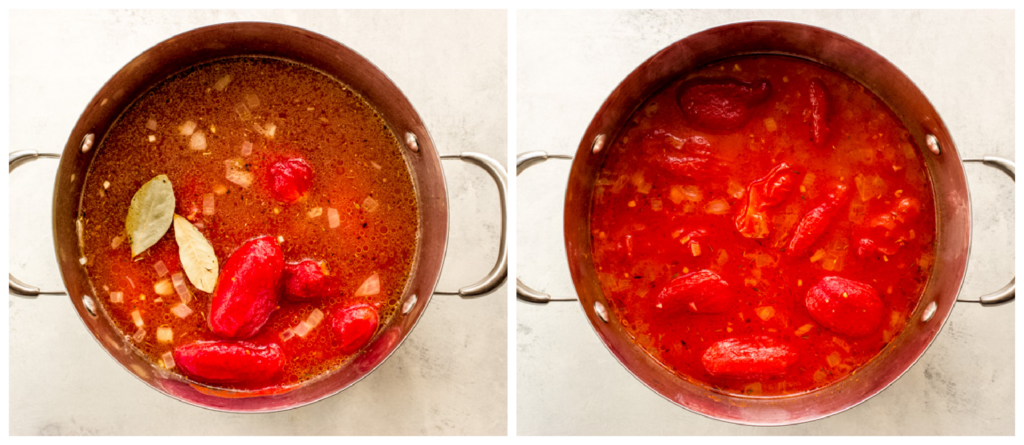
left=240, top=141, right=253, bottom=156
left=171, top=272, right=191, bottom=304
left=307, top=308, right=324, bottom=328
left=224, top=159, right=254, bottom=188
left=153, top=279, right=174, bottom=296
left=371, top=161, right=382, bottom=170
left=245, top=93, right=260, bottom=109
left=213, top=74, right=233, bottom=91
left=189, top=130, right=208, bottom=151
left=213, top=184, right=228, bottom=195
left=161, top=351, right=175, bottom=369
left=293, top=321, right=312, bottom=338
left=156, top=325, right=173, bottom=343
left=154, top=260, right=169, bottom=277
left=280, top=328, right=295, bottom=342
left=354, top=273, right=380, bottom=297
left=308, top=207, right=323, bottom=218
left=202, top=193, right=215, bottom=216
left=705, top=198, right=731, bottom=215
left=265, top=123, right=277, bottom=138
left=362, top=197, right=379, bottom=213
left=170, top=303, right=193, bottom=319
left=111, top=235, right=124, bottom=249
left=235, top=103, right=251, bottom=120
left=133, top=327, right=146, bottom=342
left=327, top=208, right=340, bottom=228
left=179, top=120, right=197, bottom=136
left=109, top=291, right=123, bottom=304
left=131, top=310, right=144, bottom=328
left=146, top=119, right=158, bottom=131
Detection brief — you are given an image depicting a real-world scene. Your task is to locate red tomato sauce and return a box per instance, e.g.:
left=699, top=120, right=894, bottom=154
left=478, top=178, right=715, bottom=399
left=589, top=56, right=936, bottom=396
left=79, top=57, right=419, bottom=391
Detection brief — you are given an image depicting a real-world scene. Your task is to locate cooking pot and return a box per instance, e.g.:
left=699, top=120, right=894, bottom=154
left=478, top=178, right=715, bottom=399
left=516, top=21, right=1014, bottom=425
left=8, top=22, right=507, bottom=412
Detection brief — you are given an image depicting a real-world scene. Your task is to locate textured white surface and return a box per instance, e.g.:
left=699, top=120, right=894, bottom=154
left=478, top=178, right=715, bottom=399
left=517, top=10, right=1014, bottom=435
left=9, top=10, right=507, bottom=435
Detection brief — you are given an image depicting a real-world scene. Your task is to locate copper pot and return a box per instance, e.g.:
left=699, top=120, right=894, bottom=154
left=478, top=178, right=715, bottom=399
left=517, top=21, right=1014, bottom=425
left=9, top=22, right=507, bottom=412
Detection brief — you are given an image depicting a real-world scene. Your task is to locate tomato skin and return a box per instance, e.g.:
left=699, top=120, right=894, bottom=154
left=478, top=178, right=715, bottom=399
left=786, top=184, right=849, bottom=256
left=282, top=260, right=330, bottom=301
left=734, top=163, right=796, bottom=238
left=701, top=336, right=798, bottom=378
left=676, top=77, right=771, bottom=132
left=173, top=341, right=285, bottom=384
left=805, top=276, right=884, bottom=337
left=655, top=269, right=732, bottom=314
left=808, top=78, right=830, bottom=146
left=266, top=157, right=314, bottom=202
left=209, top=236, right=284, bottom=339
left=332, top=304, right=379, bottom=354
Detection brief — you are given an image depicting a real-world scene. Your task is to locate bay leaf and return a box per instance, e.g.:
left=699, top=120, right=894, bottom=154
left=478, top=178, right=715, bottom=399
left=173, top=215, right=219, bottom=293
left=126, top=174, right=175, bottom=257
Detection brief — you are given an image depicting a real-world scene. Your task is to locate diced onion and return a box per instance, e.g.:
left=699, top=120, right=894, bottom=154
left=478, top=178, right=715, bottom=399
left=293, top=321, right=312, bottom=338
left=794, top=323, right=815, bottom=337
left=111, top=235, right=124, bottom=249
left=245, top=94, right=260, bottom=109
left=131, top=310, right=144, bottom=328
left=235, top=103, right=251, bottom=120
left=146, top=119, right=158, bottom=131
left=133, top=327, right=146, bottom=342
left=764, top=117, right=778, bottom=132
left=307, top=308, right=324, bottom=328
left=156, top=326, right=173, bottom=343
left=179, top=120, right=197, bottom=136
left=362, top=197, right=379, bottom=213
left=755, top=306, right=776, bottom=321
left=308, top=207, right=323, bottom=218
left=650, top=198, right=663, bottom=211
left=189, top=130, right=207, bottom=151
left=202, top=193, right=215, bottom=216
left=354, top=273, right=380, bottom=297
left=280, top=328, right=295, bottom=342
left=704, top=198, right=731, bottom=215
left=153, top=279, right=174, bottom=296
left=213, top=74, right=233, bottom=91
left=161, top=351, right=175, bottom=369
left=327, top=208, right=340, bottom=228
left=224, top=159, right=254, bottom=188
left=265, top=123, right=277, bottom=138
left=171, top=272, right=191, bottom=304
left=170, top=303, right=193, bottom=319
left=154, top=260, right=169, bottom=277
left=240, top=141, right=253, bottom=156
left=109, top=291, right=123, bottom=304
left=371, top=161, right=382, bottom=170
left=827, top=352, right=842, bottom=367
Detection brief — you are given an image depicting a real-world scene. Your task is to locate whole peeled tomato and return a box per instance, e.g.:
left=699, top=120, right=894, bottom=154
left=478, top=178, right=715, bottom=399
left=173, top=341, right=285, bottom=384
left=282, top=260, right=331, bottom=301
left=332, top=304, right=380, bottom=354
left=805, top=276, right=884, bottom=337
left=209, top=236, right=284, bottom=339
left=266, top=156, right=314, bottom=202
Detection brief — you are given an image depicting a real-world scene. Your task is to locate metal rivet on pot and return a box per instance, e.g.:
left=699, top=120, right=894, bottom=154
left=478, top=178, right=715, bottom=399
left=81, top=133, right=95, bottom=153
left=405, top=132, right=420, bottom=153
left=594, top=301, right=609, bottom=323
left=926, top=134, right=941, bottom=155
left=921, top=301, right=937, bottom=322
left=82, top=295, right=97, bottom=317
left=402, top=294, right=418, bottom=315
left=591, top=134, right=606, bottom=154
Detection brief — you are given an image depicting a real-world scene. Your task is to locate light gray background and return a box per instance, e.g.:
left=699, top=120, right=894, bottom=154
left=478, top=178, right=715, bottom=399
left=517, top=10, right=1014, bottom=435
left=9, top=10, right=507, bottom=435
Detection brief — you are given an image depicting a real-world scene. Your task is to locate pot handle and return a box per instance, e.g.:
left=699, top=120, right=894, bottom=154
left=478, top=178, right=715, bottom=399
left=435, top=152, right=508, bottom=298
left=516, top=151, right=577, bottom=304
left=9, top=150, right=68, bottom=298
left=957, top=156, right=1015, bottom=306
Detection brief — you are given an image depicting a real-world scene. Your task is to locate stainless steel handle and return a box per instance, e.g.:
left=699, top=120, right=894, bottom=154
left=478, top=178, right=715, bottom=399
left=9, top=150, right=68, bottom=298
left=958, top=156, right=1014, bottom=306
left=516, top=151, right=576, bottom=304
left=436, top=152, right=508, bottom=298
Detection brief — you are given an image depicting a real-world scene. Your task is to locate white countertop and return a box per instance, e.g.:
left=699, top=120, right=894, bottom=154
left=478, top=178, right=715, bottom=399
left=516, top=10, right=1015, bottom=435
left=9, top=10, right=508, bottom=435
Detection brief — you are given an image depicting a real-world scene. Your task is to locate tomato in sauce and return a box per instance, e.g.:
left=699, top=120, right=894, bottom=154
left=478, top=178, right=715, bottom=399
left=79, top=57, right=419, bottom=391
left=590, top=55, right=936, bottom=396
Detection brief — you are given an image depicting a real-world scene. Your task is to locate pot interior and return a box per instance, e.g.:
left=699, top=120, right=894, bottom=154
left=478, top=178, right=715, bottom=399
left=564, top=21, right=969, bottom=425
left=52, top=22, right=447, bottom=412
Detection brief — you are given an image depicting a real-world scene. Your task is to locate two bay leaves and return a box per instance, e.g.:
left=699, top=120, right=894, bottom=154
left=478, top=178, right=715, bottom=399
left=126, top=175, right=175, bottom=257
left=173, top=215, right=219, bottom=293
